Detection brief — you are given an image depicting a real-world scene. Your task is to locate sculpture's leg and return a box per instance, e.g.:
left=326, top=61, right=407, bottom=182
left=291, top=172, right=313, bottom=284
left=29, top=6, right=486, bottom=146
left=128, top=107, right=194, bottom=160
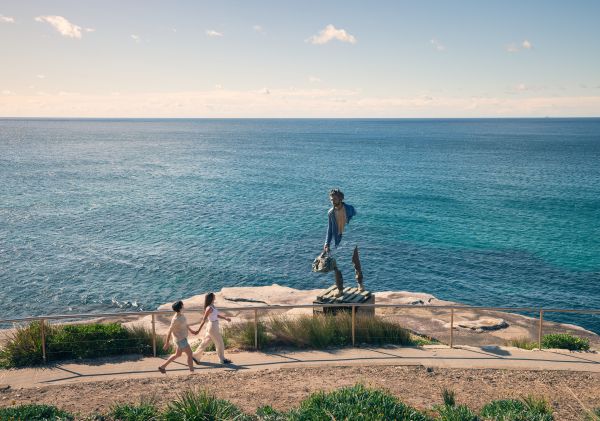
left=352, top=246, right=364, bottom=292
left=334, top=268, right=344, bottom=297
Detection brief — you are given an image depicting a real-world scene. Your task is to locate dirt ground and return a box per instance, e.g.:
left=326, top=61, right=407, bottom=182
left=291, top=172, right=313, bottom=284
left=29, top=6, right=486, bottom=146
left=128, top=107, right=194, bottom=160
left=1, top=365, right=598, bottom=420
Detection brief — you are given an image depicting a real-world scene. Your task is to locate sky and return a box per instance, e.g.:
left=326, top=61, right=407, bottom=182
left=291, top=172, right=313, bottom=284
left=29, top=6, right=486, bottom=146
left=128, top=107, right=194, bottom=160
left=1, top=0, right=600, bottom=118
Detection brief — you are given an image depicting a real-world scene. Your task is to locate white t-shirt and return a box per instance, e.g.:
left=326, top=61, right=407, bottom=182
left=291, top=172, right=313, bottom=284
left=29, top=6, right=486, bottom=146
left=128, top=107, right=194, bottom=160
left=169, top=313, right=188, bottom=341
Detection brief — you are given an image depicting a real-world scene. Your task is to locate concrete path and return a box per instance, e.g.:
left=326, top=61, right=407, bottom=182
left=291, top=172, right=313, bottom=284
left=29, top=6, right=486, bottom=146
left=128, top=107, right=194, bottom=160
left=2, top=345, right=599, bottom=389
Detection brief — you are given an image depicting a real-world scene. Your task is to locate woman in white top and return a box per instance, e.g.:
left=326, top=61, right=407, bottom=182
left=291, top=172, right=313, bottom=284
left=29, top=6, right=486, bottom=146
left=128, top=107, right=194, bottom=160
left=158, top=300, right=196, bottom=373
left=192, top=292, right=232, bottom=364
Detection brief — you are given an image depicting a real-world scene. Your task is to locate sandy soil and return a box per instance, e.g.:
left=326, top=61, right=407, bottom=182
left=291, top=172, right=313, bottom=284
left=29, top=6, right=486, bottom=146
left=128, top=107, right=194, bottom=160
left=1, top=365, right=598, bottom=420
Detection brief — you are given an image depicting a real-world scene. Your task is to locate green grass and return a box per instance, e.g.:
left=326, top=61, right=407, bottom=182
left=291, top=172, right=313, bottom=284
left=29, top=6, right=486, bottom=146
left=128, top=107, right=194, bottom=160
left=109, top=399, right=159, bottom=421
left=435, top=389, right=480, bottom=421
left=162, top=389, right=251, bottom=421
left=480, top=396, right=553, bottom=421
left=507, top=333, right=590, bottom=352
left=286, top=384, right=433, bottom=420
left=221, top=313, right=416, bottom=350
left=0, top=386, right=563, bottom=421
left=507, top=337, right=539, bottom=350
left=0, top=403, right=74, bottom=421
left=0, top=322, right=167, bottom=369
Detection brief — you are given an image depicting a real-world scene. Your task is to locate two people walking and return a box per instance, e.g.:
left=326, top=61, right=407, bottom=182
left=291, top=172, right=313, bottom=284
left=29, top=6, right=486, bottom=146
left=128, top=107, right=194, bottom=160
left=158, top=292, right=232, bottom=374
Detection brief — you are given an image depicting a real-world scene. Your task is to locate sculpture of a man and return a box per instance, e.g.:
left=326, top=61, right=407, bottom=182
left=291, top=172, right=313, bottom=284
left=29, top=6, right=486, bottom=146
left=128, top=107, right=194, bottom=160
left=324, top=188, right=364, bottom=297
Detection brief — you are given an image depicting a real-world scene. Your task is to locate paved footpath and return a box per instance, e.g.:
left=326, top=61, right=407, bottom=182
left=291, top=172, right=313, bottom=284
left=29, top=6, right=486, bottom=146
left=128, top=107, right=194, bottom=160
left=2, top=345, right=599, bottom=389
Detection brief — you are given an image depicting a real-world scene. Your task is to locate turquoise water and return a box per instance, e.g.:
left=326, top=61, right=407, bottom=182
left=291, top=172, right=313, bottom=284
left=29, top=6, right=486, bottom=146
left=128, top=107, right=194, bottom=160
left=1, top=118, right=599, bottom=332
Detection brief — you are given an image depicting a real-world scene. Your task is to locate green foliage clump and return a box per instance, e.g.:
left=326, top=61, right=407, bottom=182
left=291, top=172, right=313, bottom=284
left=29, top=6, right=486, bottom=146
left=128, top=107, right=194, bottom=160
left=542, top=333, right=590, bottom=351
left=109, top=400, right=159, bottom=421
left=286, top=383, right=432, bottom=421
left=508, top=333, right=590, bottom=352
left=480, top=396, right=553, bottom=421
left=0, top=403, right=74, bottom=421
left=0, top=322, right=166, bottom=369
left=162, top=389, right=251, bottom=421
left=223, top=313, right=414, bottom=350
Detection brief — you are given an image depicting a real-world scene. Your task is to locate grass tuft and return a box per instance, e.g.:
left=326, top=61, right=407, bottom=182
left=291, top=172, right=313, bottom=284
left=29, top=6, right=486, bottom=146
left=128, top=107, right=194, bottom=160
left=0, top=403, right=74, bottom=420
left=442, top=388, right=456, bottom=407
left=287, top=383, right=433, bottom=420
left=109, top=399, right=159, bottom=421
left=162, top=388, right=251, bottom=421
left=222, top=313, right=415, bottom=350
left=480, top=396, right=553, bottom=421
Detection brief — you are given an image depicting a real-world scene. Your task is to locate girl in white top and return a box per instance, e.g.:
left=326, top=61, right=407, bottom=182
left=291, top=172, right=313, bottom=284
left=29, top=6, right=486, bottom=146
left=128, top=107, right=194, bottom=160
left=158, top=300, right=196, bottom=374
left=192, top=292, right=232, bottom=364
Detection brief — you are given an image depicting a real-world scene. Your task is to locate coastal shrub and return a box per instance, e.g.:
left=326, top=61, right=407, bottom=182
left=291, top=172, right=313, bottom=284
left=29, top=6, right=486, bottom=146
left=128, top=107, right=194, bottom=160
left=480, top=396, right=553, bottom=421
left=0, top=322, right=165, bottom=368
left=286, top=383, right=433, bottom=420
left=162, top=389, right=251, bottom=421
left=508, top=334, right=590, bottom=351
left=0, top=321, right=46, bottom=368
left=0, top=403, right=74, bottom=420
left=109, top=400, right=159, bottom=421
left=542, top=333, right=590, bottom=351
left=222, top=313, right=414, bottom=350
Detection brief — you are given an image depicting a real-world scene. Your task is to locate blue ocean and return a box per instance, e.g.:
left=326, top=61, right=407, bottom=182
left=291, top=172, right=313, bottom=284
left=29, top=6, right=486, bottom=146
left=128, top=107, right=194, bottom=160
left=1, top=118, right=599, bottom=332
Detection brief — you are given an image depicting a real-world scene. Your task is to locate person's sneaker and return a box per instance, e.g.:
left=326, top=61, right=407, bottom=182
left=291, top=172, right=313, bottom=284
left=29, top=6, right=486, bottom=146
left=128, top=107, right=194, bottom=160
left=192, top=356, right=201, bottom=365
left=158, top=366, right=166, bottom=374
left=222, top=358, right=232, bottom=364
left=357, top=284, right=365, bottom=292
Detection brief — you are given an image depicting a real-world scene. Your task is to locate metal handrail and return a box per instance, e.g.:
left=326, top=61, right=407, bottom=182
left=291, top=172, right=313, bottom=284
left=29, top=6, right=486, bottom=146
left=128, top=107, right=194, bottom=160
left=1, top=304, right=599, bottom=324
left=1, top=303, right=598, bottom=363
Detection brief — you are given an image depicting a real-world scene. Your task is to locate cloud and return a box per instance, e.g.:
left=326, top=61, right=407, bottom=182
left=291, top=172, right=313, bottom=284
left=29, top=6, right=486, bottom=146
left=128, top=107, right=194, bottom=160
left=253, top=25, right=265, bottom=34
left=430, top=38, right=445, bottom=51
left=131, top=34, right=141, bottom=43
left=0, top=14, right=15, bottom=23
left=36, top=74, right=46, bottom=79
left=34, top=15, right=89, bottom=39
left=506, top=39, right=533, bottom=53
left=307, top=24, right=356, bottom=45
left=206, top=29, right=223, bottom=38
left=308, top=76, right=321, bottom=83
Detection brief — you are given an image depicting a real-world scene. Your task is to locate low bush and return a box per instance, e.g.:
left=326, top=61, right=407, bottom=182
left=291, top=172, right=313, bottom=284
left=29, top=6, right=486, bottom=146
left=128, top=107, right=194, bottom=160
left=507, top=333, right=590, bottom=352
left=222, top=313, right=414, bottom=350
left=162, top=389, right=251, bottom=421
left=0, top=403, right=74, bottom=421
left=542, top=333, right=590, bottom=351
left=480, top=396, right=553, bottom=421
left=286, top=383, right=433, bottom=420
left=0, top=322, right=166, bottom=369
left=109, top=400, right=159, bottom=421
